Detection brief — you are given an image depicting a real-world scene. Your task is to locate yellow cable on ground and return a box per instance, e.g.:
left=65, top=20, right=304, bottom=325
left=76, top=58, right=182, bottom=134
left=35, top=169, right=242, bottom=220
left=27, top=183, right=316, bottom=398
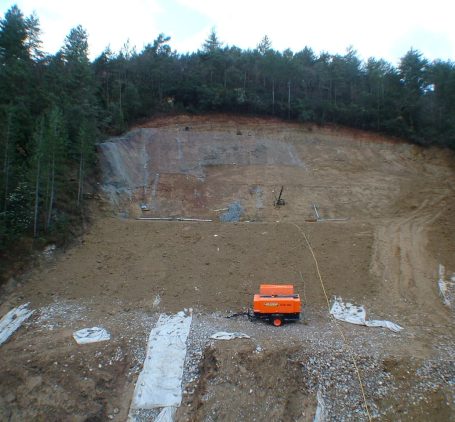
left=290, top=222, right=373, bottom=422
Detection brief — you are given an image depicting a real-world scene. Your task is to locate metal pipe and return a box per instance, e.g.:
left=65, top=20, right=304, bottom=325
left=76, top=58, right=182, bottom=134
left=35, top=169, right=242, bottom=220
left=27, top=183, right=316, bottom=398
left=138, top=217, right=212, bottom=222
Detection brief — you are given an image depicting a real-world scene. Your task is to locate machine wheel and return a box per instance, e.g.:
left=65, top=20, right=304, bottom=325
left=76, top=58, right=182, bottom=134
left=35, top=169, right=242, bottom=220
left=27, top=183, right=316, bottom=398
left=272, top=317, right=283, bottom=327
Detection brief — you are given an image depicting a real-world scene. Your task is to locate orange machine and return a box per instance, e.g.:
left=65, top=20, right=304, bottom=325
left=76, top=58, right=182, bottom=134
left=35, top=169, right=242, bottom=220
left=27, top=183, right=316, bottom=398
left=252, top=284, right=301, bottom=326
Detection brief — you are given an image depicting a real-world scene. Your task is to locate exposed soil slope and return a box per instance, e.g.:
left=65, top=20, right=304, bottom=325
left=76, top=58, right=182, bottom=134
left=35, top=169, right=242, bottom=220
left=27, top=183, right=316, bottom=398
left=0, top=115, right=454, bottom=421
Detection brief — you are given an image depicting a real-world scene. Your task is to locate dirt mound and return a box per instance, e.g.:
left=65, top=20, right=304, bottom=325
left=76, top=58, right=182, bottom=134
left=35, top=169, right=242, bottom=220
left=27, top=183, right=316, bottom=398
left=1, top=115, right=454, bottom=421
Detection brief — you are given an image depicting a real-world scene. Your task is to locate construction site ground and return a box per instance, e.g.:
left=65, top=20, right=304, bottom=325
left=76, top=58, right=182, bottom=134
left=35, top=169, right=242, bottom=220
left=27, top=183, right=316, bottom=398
left=0, top=115, right=454, bottom=421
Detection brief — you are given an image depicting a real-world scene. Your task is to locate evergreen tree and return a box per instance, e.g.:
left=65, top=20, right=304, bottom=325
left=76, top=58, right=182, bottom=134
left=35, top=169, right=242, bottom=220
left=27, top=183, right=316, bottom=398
left=398, top=49, right=428, bottom=137
left=61, top=25, right=97, bottom=143
left=257, top=35, right=272, bottom=55
left=31, top=116, right=45, bottom=237
left=0, top=5, right=29, bottom=62
left=202, top=28, right=222, bottom=53
left=0, top=6, right=42, bottom=216
left=43, top=106, right=67, bottom=231
left=76, top=120, right=96, bottom=207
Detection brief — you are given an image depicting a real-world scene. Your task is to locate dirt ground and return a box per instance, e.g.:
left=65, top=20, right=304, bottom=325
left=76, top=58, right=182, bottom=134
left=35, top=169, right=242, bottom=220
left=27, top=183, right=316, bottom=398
left=0, top=115, right=454, bottom=421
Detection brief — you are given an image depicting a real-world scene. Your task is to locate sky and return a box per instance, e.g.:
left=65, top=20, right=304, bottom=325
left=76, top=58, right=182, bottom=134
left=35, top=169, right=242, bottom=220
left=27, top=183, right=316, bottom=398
left=1, top=0, right=454, bottom=65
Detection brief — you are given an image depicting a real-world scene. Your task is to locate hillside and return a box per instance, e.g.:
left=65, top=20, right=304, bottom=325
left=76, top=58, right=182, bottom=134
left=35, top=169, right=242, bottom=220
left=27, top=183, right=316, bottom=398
left=0, top=116, right=454, bottom=421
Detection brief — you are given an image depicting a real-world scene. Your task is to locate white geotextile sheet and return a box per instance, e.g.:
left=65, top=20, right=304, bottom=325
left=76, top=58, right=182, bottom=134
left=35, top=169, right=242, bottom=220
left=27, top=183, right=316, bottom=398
left=73, top=327, right=111, bottom=344
left=314, top=389, right=327, bottom=422
left=210, top=331, right=250, bottom=340
left=131, top=311, right=192, bottom=410
left=330, top=297, right=403, bottom=333
left=155, top=406, right=177, bottom=422
left=438, top=264, right=454, bottom=307
left=0, top=303, right=34, bottom=346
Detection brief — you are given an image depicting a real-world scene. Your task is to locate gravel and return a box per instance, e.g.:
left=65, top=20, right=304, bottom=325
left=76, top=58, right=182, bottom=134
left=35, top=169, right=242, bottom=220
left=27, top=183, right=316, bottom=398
left=178, top=308, right=455, bottom=421
left=22, top=301, right=455, bottom=421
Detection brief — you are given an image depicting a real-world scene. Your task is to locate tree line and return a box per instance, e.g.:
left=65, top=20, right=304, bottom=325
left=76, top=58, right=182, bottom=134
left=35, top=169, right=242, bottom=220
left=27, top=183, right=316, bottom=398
left=1, top=5, right=454, bottom=252
left=0, top=6, right=96, bottom=252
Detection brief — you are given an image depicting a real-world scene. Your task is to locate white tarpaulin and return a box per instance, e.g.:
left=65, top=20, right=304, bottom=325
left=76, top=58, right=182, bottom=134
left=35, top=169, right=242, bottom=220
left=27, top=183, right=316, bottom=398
left=73, top=327, right=111, bottom=344
left=0, top=303, right=34, bottom=346
left=438, top=264, right=455, bottom=307
left=330, top=297, right=403, bottom=333
left=314, top=388, right=327, bottom=422
left=210, top=331, right=250, bottom=340
left=131, top=311, right=192, bottom=410
left=155, top=406, right=177, bottom=422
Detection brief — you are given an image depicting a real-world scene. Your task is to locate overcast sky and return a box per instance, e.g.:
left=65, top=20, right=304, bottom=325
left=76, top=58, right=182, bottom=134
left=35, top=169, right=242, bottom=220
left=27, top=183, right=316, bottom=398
left=1, top=0, right=454, bottom=65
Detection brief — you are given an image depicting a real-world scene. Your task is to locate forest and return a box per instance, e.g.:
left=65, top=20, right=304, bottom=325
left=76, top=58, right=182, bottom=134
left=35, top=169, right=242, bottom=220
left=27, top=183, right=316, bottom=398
left=1, top=5, right=454, bottom=254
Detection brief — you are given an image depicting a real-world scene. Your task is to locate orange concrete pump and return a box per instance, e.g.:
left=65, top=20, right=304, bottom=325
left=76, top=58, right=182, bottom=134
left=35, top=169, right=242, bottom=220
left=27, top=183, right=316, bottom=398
left=252, top=284, right=301, bottom=326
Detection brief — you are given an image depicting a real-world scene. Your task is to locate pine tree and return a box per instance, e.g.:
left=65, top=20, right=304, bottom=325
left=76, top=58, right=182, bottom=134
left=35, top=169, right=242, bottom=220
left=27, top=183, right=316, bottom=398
left=76, top=120, right=95, bottom=207
left=61, top=25, right=97, bottom=143
left=31, top=116, right=45, bottom=237
left=257, top=35, right=272, bottom=55
left=399, top=49, right=428, bottom=135
left=202, top=28, right=222, bottom=53
left=43, top=107, right=67, bottom=231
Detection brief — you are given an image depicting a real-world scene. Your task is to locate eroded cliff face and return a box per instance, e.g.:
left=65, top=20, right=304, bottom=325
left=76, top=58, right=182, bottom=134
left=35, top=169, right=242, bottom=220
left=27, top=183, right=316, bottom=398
left=98, top=124, right=305, bottom=218
left=98, top=116, right=454, bottom=225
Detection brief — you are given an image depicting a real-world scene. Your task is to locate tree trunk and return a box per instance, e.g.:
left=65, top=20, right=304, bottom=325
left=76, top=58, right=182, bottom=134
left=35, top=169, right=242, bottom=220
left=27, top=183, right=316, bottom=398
left=288, top=81, right=291, bottom=119
left=272, top=79, right=275, bottom=114
left=105, top=73, right=110, bottom=107
left=33, top=121, right=44, bottom=237
left=2, top=110, right=12, bottom=211
left=376, top=85, right=381, bottom=130
left=33, top=157, right=41, bottom=237
left=47, top=149, right=55, bottom=231
left=77, top=149, right=84, bottom=207
left=44, top=152, right=51, bottom=225
left=119, top=76, right=123, bottom=113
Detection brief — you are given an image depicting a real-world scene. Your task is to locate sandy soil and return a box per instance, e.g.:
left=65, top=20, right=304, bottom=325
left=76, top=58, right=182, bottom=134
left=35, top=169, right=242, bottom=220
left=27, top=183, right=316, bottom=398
left=0, top=115, right=454, bottom=421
